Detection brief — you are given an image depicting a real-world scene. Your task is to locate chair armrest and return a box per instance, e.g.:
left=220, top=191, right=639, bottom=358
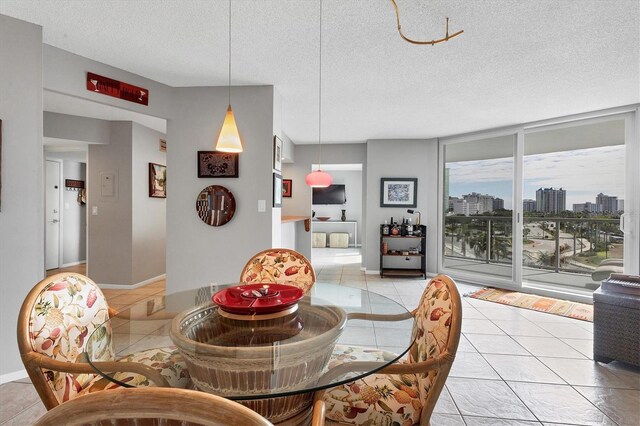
left=24, top=352, right=170, bottom=387
left=312, top=400, right=326, bottom=426
left=317, top=352, right=452, bottom=386
left=346, top=311, right=414, bottom=322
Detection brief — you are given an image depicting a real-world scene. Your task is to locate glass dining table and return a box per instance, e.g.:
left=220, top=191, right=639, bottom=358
left=85, top=282, right=416, bottom=425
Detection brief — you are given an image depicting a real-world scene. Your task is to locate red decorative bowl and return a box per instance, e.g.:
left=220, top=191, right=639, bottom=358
left=212, top=284, right=304, bottom=315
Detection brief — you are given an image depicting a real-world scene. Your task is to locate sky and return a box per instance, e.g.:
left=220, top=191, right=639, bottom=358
left=447, top=145, right=625, bottom=209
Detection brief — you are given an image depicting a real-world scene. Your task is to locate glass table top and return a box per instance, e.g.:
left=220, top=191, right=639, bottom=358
left=85, top=282, right=415, bottom=400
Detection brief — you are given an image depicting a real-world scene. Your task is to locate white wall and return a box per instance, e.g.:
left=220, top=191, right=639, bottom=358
left=44, top=111, right=111, bottom=144
left=365, top=139, right=439, bottom=273
left=132, top=123, right=166, bottom=283
left=43, top=45, right=174, bottom=120
left=87, top=122, right=133, bottom=284
left=61, top=161, right=86, bottom=265
left=311, top=170, right=363, bottom=246
left=0, top=15, right=44, bottom=380
left=166, top=86, right=277, bottom=291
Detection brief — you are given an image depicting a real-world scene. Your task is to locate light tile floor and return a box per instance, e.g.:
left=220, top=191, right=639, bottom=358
left=2, top=249, right=639, bottom=425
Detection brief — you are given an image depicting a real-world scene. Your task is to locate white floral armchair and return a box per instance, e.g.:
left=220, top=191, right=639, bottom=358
left=239, top=248, right=316, bottom=293
left=317, top=275, right=462, bottom=426
left=18, top=273, right=191, bottom=410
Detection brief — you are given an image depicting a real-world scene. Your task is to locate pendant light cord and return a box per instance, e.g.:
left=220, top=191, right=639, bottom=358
left=228, top=0, right=232, bottom=106
left=318, top=0, right=323, bottom=168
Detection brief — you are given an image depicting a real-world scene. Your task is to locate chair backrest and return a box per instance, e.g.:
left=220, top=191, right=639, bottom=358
left=17, top=273, right=115, bottom=409
left=239, top=248, right=316, bottom=293
left=407, top=274, right=462, bottom=424
left=34, top=387, right=274, bottom=426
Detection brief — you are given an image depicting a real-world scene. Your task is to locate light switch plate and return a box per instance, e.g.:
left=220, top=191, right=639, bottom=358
left=92, top=206, right=98, bottom=215
left=258, top=200, right=266, bottom=212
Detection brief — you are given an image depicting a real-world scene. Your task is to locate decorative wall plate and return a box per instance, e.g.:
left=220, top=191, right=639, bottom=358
left=196, top=185, right=236, bottom=226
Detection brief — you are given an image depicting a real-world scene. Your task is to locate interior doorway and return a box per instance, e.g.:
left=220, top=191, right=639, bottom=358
left=310, top=164, right=364, bottom=269
left=43, top=90, right=168, bottom=285
left=45, top=159, right=62, bottom=270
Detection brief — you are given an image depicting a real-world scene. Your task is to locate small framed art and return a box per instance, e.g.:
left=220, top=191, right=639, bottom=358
left=380, top=177, right=417, bottom=208
left=149, top=163, right=167, bottom=198
left=197, top=151, right=239, bottom=178
left=273, top=135, right=283, bottom=172
left=273, top=173, right=283, bottom=207
left=283, top=179, right=292, bottom=197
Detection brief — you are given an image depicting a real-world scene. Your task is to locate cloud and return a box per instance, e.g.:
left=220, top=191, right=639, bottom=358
left=447, top=145, right=624, bottom=195
left=523, top=146, right=624, bottom=199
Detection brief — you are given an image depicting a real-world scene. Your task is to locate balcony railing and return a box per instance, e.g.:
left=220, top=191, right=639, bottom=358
left=443, top=215, right=623, bottom=275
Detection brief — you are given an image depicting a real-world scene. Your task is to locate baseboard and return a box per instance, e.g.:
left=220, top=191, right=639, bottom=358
left=98, top=274, right=166, bottom=290
left=365, top=270, right=380, bottom=275
left=61, top=260, right=86, bottom=268
left=0, top=369, right=28, bottom=384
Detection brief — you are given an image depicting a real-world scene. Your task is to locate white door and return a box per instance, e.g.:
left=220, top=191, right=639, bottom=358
left=45, top=160, right=61, bottom=270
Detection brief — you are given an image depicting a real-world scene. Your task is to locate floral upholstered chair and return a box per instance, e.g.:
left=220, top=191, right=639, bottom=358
left=317, top=274, right=462, bottom=426
left=239, top=248, right=316, bottom=294
left=18, top=273, right=191, bottom=410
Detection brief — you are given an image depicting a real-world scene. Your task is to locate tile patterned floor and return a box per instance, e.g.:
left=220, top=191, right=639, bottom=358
left=2, top=249, right=639, bottom=425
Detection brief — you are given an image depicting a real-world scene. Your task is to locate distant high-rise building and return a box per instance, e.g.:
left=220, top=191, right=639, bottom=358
left=523, top=199, right=536, bottom=212
left=596, top=193, right=618, bottom=213
left=450, top=198, right=481, bottom=216
left=536, top=188, right=566, bottom=213
left=463, top=192, right=494, bottom=214
left=618, top=199, right=624, bottom=212
left=493, top=197, right=505, bottom=210
left=573, top=202, right=602, bottom=213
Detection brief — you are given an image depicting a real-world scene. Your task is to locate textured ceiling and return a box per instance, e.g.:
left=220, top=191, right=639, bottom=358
left=2, top=0, right=639, bottom=144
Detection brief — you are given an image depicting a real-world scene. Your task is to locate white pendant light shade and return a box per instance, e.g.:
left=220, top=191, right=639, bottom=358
left=305, top=170, right=333, bottom=188
left=215, top=105, right=243, bottom=153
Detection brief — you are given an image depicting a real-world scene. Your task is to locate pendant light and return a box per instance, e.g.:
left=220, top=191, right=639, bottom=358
left=305, top=0, right=332, bottom=188
left=216, top=0, right=243, bottom=153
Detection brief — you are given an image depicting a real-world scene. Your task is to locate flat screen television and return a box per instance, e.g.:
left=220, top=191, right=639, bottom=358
left=313, top=184, right=346, bottom=205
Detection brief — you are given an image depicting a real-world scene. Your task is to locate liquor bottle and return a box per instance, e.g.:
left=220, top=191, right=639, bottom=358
left=391, top=223, right=400, bottom=236
left=382, top=220, right=389, bottom=236
left=406, top=218, right=414, bottom=236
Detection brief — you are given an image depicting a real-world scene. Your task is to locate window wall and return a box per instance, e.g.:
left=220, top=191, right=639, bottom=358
left=439, top=108, right=639, bottom=301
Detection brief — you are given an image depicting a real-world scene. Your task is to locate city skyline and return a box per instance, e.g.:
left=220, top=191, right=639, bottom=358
left=447, top=145, right=625, bottom=209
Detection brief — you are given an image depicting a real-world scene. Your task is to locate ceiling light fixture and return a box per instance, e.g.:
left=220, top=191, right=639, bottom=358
left=215, top=0, right=243, bottom=153
left=390, top=0, right=463, bottom=45
left=306, top=0, right=333, bottom=188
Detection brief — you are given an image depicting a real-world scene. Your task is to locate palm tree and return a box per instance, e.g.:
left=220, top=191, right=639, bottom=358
left=469, top=231, right=487, bottom=260
left=456, top=221, right=473, bottom=257
left=445, top=221, right=459, bottom=256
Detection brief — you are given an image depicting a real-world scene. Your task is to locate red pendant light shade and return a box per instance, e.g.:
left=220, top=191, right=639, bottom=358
left=305, top=170, right=333, bottom=188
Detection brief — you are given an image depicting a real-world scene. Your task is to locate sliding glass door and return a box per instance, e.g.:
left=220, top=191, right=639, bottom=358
left=440, top=133, right=517, bottom=287
left=439, top=109, right=638, bottom=298
left=522, top=116, right=630, bottom=295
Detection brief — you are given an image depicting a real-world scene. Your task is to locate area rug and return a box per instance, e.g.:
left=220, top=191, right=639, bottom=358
left=467, top=287, right=593, bottom=322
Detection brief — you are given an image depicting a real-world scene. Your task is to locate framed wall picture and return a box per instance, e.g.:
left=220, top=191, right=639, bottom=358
left=149, top=163, right=167, bottom=198
left=380, top=177, right=417, bottom=207
left=197, top=151, right=239, bottom=178
left=282, top=179, right=292, bottom=197
left=273, top=135, right=283, bottom=172
left=273, top=173, right=282, bottom=207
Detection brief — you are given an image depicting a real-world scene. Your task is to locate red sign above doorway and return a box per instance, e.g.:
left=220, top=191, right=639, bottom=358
left=86, top=72, right=149, bottom=106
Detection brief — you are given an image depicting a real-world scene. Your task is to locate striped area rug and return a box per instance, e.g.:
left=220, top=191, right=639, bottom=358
left=468, top=287, right=593, bottom=322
